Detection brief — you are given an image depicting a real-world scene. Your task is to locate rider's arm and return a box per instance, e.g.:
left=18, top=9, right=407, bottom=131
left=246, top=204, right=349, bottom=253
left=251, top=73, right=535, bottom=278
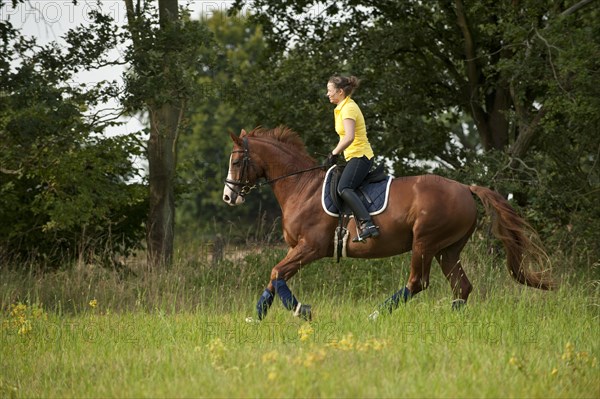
left=332, top=118, right=356, bottom=155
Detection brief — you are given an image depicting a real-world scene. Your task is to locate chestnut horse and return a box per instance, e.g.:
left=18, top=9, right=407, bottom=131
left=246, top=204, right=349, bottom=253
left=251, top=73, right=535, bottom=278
left=222, top=127, right=554, bottom=321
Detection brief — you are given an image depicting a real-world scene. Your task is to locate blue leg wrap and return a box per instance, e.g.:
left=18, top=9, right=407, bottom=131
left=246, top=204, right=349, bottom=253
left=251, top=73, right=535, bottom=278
left=256, top=289, right=274, bottom=320
left=272, top=279, right=299, bottom=311
left=381, top=286, right=411, bottom=313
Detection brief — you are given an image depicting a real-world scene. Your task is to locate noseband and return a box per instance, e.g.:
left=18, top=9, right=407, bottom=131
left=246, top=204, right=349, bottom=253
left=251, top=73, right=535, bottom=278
left=225, top=136, right=325, bottom=198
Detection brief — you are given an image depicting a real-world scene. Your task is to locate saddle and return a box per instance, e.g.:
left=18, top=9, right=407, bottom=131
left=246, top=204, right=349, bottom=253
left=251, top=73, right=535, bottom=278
left=321, top=164, right=393, bottom=261
left=322, top=163, right=391, bottom=217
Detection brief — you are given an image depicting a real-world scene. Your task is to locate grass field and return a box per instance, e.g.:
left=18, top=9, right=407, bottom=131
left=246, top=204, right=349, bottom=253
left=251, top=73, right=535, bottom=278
left=1, top=244, right=599, bottom=398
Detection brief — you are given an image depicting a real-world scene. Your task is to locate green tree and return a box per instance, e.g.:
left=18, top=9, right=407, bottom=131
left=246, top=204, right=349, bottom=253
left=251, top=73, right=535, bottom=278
left=0, top=0, right=147, bottom=265
left=230, top=0, right=599, bottom=254
left=2, top=0, right=222, bottom=267
left=123, top=0, right=217, bottom=266
left=176, top=12, right=280, bottom=241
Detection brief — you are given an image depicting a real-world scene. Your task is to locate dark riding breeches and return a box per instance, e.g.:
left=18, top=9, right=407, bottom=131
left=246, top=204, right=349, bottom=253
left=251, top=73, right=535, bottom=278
left=337, top=156, right=373, bottom=194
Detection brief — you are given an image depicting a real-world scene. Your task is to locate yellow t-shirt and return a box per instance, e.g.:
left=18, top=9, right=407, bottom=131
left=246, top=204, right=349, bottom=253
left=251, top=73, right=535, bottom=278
left=334, top=96, right=374, bottom=160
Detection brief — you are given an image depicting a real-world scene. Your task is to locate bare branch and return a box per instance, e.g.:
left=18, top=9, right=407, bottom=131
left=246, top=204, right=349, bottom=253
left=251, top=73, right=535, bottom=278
left=1, top=167, right=21, bottom=175
left=454, top=0, right=479, bottom=94
left=535, top=28, right=575, bottom=102
left=560, top=0, right=598, bottom=17
left=509, top=106, right=547, bottom=168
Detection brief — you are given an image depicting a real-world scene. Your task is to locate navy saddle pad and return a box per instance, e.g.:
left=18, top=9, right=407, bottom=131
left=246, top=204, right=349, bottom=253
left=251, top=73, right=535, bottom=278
left=321, top=166, right=393, bottom=217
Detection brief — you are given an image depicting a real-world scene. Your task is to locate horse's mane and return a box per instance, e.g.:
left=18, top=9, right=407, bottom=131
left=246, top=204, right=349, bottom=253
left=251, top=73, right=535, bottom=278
left=247, top=126, right=315, bottom=163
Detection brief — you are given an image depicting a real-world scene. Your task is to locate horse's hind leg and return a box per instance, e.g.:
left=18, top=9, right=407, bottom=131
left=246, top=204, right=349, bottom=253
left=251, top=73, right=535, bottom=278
left=437, top=236, right=473, bottom=308
left=373, top=242, right=434, bottom=316
left=406, top=242, right=435, bottom=296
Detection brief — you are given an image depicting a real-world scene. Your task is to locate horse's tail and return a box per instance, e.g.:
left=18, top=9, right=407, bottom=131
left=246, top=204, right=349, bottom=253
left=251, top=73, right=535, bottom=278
left=469, top=185, right=556, bottom=290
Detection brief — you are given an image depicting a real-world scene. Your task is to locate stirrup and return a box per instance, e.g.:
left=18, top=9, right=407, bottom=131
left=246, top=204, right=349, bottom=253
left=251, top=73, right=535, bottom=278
left=352, top=222, right=380, bottom=243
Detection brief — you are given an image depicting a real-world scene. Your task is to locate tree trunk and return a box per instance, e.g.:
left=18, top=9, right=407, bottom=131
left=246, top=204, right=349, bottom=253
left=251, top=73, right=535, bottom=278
left=486, top=85, right=511, bottom=150
left=146, top=101, right=182, bottom=267
left=125, top=0, right=183, bottom=267
left=145, top=0, right=181, bottom=267
left=146, top=0, right=185, bottom=267
left=455, top=0, right=511, bottom=152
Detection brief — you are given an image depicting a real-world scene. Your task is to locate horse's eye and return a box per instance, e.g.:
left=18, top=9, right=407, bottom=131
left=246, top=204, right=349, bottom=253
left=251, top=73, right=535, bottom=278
left=232, top=159, right=241, bottom=166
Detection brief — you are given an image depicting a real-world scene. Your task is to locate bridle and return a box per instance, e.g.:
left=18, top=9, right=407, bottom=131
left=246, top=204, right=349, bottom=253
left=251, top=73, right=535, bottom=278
left=224, top=136, right=324, bottom=198
left=225, top=137, right=255, bottom=197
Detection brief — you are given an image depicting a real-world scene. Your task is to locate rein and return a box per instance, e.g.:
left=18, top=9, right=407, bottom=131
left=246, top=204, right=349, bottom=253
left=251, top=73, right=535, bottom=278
left=262, top=165, right=324, bottom=185
left=225, top=137, right=324, bottom=197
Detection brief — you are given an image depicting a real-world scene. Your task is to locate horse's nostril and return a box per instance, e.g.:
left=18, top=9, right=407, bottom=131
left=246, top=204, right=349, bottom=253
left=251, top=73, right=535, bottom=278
left=223, top=195, right=230, bottom=202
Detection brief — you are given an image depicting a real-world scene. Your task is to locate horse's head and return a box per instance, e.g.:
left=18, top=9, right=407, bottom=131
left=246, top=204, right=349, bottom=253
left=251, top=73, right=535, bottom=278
left=223, top=126, right=320, bottom=206
left=223, top=129, right=262, bottom=206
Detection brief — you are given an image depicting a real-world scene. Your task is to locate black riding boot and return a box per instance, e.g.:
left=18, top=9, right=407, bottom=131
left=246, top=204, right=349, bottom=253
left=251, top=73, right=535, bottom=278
left=339, top=188, right=380, bottom=242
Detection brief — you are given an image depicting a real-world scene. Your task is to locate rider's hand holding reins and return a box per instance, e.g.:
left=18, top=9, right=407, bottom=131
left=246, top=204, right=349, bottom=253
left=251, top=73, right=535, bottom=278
left=322, top=152, right=339, bottom=169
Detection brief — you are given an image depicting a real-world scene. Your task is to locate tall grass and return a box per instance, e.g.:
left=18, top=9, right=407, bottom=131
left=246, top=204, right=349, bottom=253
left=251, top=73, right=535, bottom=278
left=1, top=238, right=599, bottom=398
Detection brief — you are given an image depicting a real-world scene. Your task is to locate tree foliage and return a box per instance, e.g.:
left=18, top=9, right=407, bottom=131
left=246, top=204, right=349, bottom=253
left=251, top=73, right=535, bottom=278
left=0, top=1, right=147, bottom=265
left=122, top=0, right=218, bottom=266
left=2, top=0, right=598, bottom=265
left=176, top=11, right=280, bottom=240
left=225, top=0, right=600, bottom=254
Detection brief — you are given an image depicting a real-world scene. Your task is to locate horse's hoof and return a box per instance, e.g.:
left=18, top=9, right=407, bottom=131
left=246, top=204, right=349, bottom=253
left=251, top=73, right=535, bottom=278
left=452, top=299, right=466, bottom=310
left=294, top=303, right=312, bottom=321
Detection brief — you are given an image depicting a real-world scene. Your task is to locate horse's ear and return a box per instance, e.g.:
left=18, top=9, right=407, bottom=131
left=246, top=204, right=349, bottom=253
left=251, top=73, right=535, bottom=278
left=240, top=129, right=248, bottom=137
left=229, top=131, right=242, bottom=146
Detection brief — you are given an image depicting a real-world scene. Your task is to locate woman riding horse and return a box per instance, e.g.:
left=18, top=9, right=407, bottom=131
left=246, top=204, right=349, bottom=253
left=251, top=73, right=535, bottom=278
left=324, top=75, right=379, bottom=242
left=223, top=126, right=555, bottom=321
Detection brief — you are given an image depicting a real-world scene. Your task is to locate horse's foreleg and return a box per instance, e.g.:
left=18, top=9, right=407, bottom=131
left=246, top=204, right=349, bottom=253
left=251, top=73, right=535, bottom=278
left=270, top=262, right=313, bottom=321
left=255, top=245, right=319, bottom=321
left=256, top=283, right=275, bottom=320
left=255, top=267, right=300, bottom=321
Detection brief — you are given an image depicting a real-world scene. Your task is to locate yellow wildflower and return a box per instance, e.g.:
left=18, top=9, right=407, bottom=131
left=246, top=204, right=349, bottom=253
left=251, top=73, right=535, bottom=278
left=561, top=342, right=574, bottom=361
left=207, top=338, right=226, bottom=367
left=338, top=333, right=355, bottom=351
left=262, top=350, right=278, bottom=364
left=565, top=342, right=574, bottom=352
left=508, top=355, right=525, bottom=372
left=355, top=338, right=387, bottom=352
left=551, top=368, right=558, bottom=376
left=89, top=299, right=98, bottom=309
left=303, top=349, right=326, bottom=368
left=298, top=324, right=314, bottom=342
left=18, top=320, right=32, bottom=335
left=369, top=338, right=387, bottom=351
left=10, top=303, right=27, bottom=318
left=326, top=333, right=387, bottom=353
left=31, top=304, right=46, bottom=319
left=325, top=339, right=339, bottom=349
left=576, top=351, right=589, bottom=362
left=268, top=370, right=278, bottom=381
